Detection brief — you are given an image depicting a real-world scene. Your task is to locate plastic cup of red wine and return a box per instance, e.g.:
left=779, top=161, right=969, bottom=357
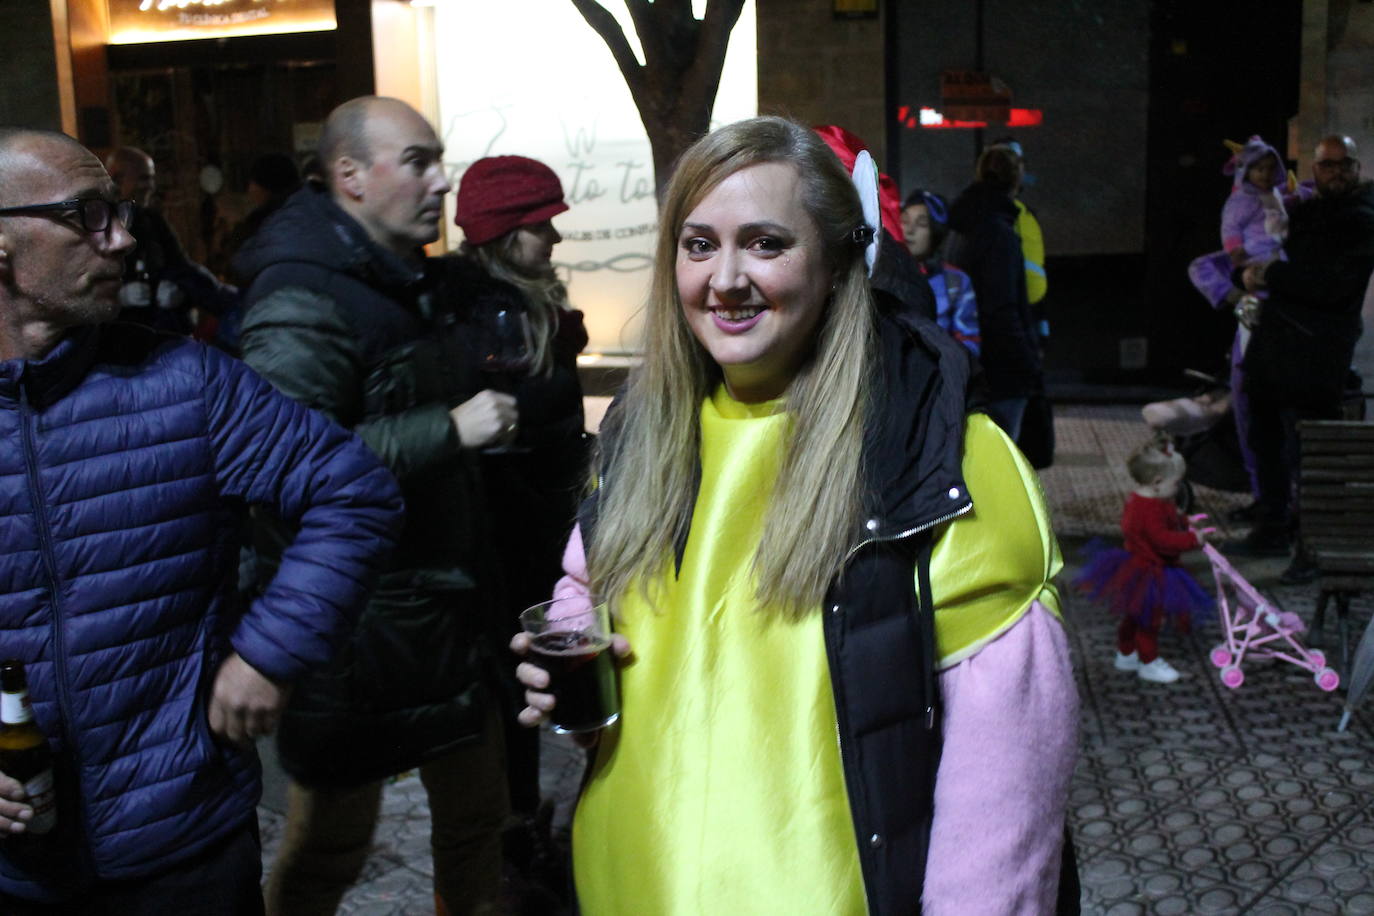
left=520, top=596, right=621, bottom=734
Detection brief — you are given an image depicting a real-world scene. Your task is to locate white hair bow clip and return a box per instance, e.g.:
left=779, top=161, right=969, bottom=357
left=851, top=149, right=881, bottom=277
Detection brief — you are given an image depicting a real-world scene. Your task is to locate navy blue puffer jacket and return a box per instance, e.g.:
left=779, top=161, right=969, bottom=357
left=0, top=323, right=402, bottom=900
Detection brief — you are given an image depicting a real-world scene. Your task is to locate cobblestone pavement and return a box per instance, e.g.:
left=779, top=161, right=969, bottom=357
left=257, top=403, right=1374, bottom=914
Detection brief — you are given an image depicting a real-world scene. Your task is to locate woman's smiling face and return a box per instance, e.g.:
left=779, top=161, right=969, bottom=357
left=675, top=162, right=832, bottom=403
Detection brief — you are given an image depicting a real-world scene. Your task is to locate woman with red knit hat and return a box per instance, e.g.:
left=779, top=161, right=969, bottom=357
left=449, top=155, right=589, bottom=884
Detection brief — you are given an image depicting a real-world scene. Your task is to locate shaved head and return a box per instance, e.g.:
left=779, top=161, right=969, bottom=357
left=104, top=146, right=156, bottom=207
left=0, top=128, right=89, bottom=208
left=317, top=96, right=435, bottom=188
left=1316, top=134, right=1357, bottom=160
left=316, top=97, right=449, bottom=258
left=319, top=96, right=382, bottom=185
left=0, top=128, right=134, bottom=361
left=104, top=146, right=153, bottom=180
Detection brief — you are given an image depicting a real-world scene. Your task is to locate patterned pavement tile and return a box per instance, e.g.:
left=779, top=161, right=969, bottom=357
left=1110, top=759, right=1368, bottom=909
left=1246, top=900, right=1343, bottom=916
left=1078, top=846, right=1226, bottom=915
left=1249, top=802, right=1374, bottom=914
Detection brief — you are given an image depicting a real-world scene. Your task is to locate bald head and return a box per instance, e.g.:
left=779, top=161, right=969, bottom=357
left=1316, top=135, right=1357, bottom=161
left=0, top=128, right=134, bottom=360
left=1313, top=134, right=1360, bottom=197
left=0, top=128, right=91, bottom=207
left=317, top=97, right=434, bottom=188
left=318, top=97, right=376, bottom=184
left=317, top=97, right=450, bottom=258
left=104, top=146, right=156, bottom=208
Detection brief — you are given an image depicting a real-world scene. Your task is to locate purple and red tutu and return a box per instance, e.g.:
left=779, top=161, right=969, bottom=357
left=1074, top=540, right=1215, bottom=629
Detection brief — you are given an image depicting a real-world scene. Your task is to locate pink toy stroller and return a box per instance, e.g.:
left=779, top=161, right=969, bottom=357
left=1201, top=538, right=1340, bottom=691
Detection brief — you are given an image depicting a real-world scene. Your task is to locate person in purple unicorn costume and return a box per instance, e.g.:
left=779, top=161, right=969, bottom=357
left=1187, top=136, right=1313, bottom=516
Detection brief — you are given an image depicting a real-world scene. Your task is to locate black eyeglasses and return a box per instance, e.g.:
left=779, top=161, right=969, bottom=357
left=0, top=198, right=135, bottom=233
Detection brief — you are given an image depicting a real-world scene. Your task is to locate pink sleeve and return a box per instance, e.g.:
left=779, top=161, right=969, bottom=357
left=922, top=601, right=1080, bottom=915
left=551, top=524, right=592, bottom=602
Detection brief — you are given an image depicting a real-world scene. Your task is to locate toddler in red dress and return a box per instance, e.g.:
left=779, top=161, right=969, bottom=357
left=1076, top=435, right=1215, bottom=683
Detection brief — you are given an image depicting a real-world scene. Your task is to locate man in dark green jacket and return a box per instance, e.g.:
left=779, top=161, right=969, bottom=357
left=235, top=96, right=516, bottom=916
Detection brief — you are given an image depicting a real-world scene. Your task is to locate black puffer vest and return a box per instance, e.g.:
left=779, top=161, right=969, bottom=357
left=582, top=309, right=976, bottom=914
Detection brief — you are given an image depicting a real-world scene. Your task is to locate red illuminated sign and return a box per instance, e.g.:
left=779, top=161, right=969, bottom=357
left=896, top=105, right=1043, bottom=130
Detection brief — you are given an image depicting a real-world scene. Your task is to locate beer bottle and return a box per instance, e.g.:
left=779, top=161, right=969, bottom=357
left=0, top=661, right=56, bottom=835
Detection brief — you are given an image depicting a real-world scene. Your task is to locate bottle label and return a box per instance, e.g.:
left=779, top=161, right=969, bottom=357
left=0, top=691, right=32, bottom=725
left=23, top=769, right=56, bottom=835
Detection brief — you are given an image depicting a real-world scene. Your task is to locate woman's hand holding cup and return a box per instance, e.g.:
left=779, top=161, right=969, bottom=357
left=511, top=598, right=630, bottom=746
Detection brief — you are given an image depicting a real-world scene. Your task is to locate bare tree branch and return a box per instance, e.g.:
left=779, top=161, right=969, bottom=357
left=622, top=0, right=661, bottom=70
left=572, top=0, right=746, bottom=196
left=684, top=0, right=746, bottom=111
left=570, top=0, right=645, bottom=95
left=703, top=0, right=747, bottom=35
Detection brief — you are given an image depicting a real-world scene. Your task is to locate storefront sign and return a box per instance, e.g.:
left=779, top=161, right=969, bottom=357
left=106, top=0, right=336, bottom=44
left=939, top=69, right=1011, bottom=124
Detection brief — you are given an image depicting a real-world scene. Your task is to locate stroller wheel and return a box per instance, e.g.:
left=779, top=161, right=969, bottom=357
left=1315, top=668, right=1340, bottom=692
left=1308, top=649, right=1326, bottom=669
left=1210, top=645, right=1233, bottom=668
left=1220, top=665, right=1244, bottom=688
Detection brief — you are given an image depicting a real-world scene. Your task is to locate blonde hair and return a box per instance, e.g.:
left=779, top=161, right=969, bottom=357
left=587, top=116, right=877, bottom=617
left=1127, top=433, right=1178, bottom=486
left=462, top=235, right=571, bottom=377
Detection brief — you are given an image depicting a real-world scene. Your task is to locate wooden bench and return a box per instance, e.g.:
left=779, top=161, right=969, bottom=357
left=1298, top=420, right=1374, bottom=673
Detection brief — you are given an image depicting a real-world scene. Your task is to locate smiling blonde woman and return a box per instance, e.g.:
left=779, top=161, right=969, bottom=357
left=513, top=116, right=1079, bottom=916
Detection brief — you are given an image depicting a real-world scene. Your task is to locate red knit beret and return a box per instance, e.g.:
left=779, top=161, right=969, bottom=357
left=454, top=155, right=569, bottom=246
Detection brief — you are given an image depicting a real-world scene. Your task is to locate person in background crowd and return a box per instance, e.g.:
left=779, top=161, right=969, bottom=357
left=449, top=155, right=588, bottom=894
left=212, top=153, right=304, bottom=352
left=988, top=138, right=1056, bottom=469
left=902, top=188, right=981, bottom=356
left=946, top=144, right=1042, bottom=439
left=0, top=126, right=401, bottom=914
left=1189, top=136, right=1293, bottom=311
left=1186, top=135, right=1306, bottom=521
left=512, top=116, right=1078, bottom=915
left=225, top=152, right=302, bottom=281
left=105, top=146, right=236, bottom=337
left=993, top=137, right=1049, bottom=338
left=1235, top=134, right=1374, bottom=584
left=234, top=97, right=515, bottom=915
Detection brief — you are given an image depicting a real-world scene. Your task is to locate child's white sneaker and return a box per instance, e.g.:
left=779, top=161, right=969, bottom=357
left=1114, top=651, right=1140, bottom=671
left=1138, top=657, right=1181, bottom=683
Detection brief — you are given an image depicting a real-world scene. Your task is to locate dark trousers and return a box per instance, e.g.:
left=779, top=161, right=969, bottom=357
left=0, top=822, right=263, bottom=916
left=264, top=709, right=508, bottom=916
left=1247, top=392, right=1341, bottom=533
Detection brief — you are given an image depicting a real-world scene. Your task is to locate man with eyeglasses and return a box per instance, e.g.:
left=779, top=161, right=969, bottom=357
left=1234, top=135, right=1374, bottom=581
left=0, top=127, right=404, bottom=913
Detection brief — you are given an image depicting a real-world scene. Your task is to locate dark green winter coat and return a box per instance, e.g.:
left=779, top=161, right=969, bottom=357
left=235, top=185, right=495, bottom=787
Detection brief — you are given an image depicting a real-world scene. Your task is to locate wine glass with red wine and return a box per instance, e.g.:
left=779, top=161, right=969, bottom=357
left=482, top=307, right=532, bottom=380
left=480, top=307, right=531, bottom=454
